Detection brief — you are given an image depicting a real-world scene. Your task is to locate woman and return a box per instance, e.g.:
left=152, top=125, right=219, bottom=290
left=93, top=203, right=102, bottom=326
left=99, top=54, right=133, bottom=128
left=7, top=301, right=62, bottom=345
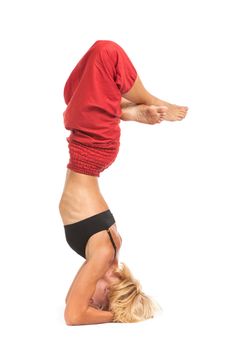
left=59, top=40, right=188, bottom=325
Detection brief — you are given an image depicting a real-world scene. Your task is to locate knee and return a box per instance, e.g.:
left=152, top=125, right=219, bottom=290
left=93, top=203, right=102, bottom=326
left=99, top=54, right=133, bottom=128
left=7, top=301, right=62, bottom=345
left=93, top=39, right=117, bottom=50
left=91, top=40, right=118, bottom=58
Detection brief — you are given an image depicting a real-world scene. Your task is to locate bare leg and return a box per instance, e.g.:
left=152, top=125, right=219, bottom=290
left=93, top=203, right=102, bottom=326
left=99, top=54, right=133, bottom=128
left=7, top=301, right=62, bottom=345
left=122, top=75, right=157, bottom=105
left=122, top=75, right=189, bottom=122
left=120, top=96, right=136, bottom=109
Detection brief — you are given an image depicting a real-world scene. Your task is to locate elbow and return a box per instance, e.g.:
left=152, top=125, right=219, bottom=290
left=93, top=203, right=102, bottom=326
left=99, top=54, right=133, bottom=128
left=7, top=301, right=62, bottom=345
left=65, top=318, right=81, bottom=326
left=64, top=313, right=83, bottom=326
left=64, top=307, right=84, bottom=326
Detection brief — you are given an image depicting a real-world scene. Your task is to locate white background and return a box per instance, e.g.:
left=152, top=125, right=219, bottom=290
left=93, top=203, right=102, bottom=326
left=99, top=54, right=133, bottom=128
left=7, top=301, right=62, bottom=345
left=0, top=0, right=232, bottom=349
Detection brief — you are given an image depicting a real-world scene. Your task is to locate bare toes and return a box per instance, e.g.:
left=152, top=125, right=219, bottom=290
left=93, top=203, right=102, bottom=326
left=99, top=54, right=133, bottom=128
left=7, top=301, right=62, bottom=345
left=158, top=106, right=168, bottom=112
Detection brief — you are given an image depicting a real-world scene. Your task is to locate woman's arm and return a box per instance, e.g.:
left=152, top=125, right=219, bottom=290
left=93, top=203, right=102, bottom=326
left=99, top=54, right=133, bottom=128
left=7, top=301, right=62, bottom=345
left=65, top=261, right=86, bottom=304
left=65, top=227, right=121, bottom=305
left=66, top=306, right=114, bottom=326
left=64, top=248, right=114, bottom=325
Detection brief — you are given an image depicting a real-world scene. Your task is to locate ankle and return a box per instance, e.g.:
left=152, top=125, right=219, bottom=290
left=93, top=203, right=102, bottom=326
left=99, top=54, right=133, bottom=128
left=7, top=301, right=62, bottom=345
left=146, top=95, right=167, bottom=107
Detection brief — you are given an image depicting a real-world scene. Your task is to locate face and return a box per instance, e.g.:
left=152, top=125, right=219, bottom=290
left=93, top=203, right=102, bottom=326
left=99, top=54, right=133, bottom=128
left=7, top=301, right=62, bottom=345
left=90, top=266, right=120, bottom=310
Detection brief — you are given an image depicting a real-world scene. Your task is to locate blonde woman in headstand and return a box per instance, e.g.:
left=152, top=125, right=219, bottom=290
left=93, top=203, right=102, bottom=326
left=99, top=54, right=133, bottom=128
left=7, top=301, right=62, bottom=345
left=59, top=40, right=188, bottom=325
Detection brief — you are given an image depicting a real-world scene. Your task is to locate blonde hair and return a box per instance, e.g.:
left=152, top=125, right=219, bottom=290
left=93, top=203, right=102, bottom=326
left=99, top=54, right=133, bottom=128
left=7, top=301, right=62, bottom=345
left=108, top=262, right=162, bottom=323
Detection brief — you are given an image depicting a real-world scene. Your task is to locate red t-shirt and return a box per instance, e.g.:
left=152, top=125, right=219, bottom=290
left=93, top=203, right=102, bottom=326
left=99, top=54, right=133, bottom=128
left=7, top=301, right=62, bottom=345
left=63, top=40, right=138, bottom=148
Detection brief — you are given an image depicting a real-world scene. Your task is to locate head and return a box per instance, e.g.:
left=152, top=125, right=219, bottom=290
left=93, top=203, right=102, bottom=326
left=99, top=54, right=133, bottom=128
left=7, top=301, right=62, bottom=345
left=108, top=262, right=162, bottom=322
left=89, top=264, right=121, bottom=311
left=90, top=262, right=162, bottom=322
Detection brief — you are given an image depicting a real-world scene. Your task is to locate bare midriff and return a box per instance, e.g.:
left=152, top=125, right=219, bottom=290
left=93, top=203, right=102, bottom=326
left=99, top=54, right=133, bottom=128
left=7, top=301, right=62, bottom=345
left=59, top=169, right=110, bottom=225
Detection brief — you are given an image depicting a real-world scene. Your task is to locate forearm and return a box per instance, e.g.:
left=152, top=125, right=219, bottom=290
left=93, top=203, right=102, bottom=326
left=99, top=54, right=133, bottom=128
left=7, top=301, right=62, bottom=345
left=84, top=307, right=114, bottom=324
left=67, top=306, right=114, bottom=326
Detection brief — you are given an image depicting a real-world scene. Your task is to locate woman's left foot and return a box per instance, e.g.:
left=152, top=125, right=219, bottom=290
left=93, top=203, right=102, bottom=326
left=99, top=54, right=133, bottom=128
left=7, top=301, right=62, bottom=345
left=121, top=104, right=168, bottom=124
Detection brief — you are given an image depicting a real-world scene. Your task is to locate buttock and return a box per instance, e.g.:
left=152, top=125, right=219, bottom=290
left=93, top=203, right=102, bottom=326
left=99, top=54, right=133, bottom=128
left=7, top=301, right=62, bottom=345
left=64, top=209, right=117, bottom=259
left=67, top=140, right=120, bottom=177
